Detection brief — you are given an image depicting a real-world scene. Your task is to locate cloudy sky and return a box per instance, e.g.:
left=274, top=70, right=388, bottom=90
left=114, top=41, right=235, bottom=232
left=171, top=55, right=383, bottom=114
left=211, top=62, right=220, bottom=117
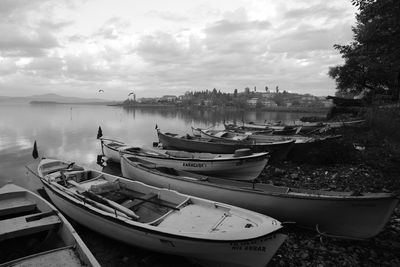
left=0, top=0, right=357, bottom=100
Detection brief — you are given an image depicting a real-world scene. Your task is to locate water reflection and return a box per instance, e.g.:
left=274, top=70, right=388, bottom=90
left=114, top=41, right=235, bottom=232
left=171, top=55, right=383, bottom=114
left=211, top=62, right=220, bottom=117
left=122, top=106, right=320, bottom=129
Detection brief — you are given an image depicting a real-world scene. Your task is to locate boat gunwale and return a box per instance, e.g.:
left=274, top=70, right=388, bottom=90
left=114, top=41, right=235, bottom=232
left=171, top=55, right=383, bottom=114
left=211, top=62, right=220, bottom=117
left=196, top=127, right=295, bottom=144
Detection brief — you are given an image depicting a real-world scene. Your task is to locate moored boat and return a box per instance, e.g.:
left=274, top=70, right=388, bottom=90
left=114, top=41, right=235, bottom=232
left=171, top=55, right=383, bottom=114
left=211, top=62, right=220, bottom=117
left=100, top=138, right=269, bottom=181
left=0, top=183, right=99, bottom=267
left=36, top=158, right=286, bottom=267
left=193, top=127, right=342, bottom=160
left=157, top=129, right=295, bottom=161
left=223, top=122, right=298, bottom=135
left=224, top=119, right=366, bottom=135
left=120, top=155, right=399, bottom=239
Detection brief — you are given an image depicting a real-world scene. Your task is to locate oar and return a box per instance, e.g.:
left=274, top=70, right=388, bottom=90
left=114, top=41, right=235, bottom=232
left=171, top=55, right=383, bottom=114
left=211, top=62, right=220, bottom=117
left=24, top=164, right=132, bottom=219
left=67, top=180, right=140, bottom=220
left=51, top=181, right=131, bottom=219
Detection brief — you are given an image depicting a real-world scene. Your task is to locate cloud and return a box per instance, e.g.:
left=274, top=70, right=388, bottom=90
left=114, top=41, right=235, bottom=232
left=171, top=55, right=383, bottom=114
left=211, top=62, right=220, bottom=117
left=93, top=17, right=132, bottom=40
left=0, top=58, right=18, bottom=75
left=0, top=0, right=68, bottom=57
left=269, top=22, right=353, bottom=54
left=283, top=2, right=353, bottom=22
left=0, top=23, right=59, bottom=57
left=146, top=10, right=190, bottom=22
left=136, top=32, right=191, bottom=64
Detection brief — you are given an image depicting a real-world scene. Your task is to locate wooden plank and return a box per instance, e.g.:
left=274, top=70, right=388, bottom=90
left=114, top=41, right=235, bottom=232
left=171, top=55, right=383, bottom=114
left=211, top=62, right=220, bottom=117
left=0, top=214, right=61, bottom=242
left=123, top=193, right=158, bottom=209
left=0, top=246, right=83, bottom=267
left=0, top=197, right=36, bottom=217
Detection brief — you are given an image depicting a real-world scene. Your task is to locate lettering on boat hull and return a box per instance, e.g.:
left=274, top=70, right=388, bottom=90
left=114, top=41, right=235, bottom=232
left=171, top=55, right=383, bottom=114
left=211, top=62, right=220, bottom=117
left=182, top=163, right=207, bottom=168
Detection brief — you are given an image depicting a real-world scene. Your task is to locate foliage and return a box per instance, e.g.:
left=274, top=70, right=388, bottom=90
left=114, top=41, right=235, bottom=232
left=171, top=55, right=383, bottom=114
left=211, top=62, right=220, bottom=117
left=329, top=0, right=400, bottom=101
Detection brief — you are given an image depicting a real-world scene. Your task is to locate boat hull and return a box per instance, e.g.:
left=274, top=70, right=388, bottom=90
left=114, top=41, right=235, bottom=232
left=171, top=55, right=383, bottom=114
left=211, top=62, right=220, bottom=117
left=41, top=180, right=285, bottom=267
left=130, top=154, right=267, bottom=181
left=121, top=156, right=399, bottom=239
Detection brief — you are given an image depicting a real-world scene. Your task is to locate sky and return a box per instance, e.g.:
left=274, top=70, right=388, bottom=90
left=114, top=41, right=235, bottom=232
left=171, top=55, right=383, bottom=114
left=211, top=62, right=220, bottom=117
left=0, top=0, right=357, bottom=100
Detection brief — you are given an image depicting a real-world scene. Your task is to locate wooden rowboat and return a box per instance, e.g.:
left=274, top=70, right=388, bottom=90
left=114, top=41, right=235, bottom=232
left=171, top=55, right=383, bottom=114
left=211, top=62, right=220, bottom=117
left=193, top=127, right=342, bottom=160
left=36, top=158, right=286, bottom=267
left=100, top=138, right=269, bottom=181
left=224, top=119, right=366, bottom=135
left=223, top=122, right=299, bottom=135
left=120, top=155, right=399, bottom=239
left=157, top=129, right=295, bottom=161
left=0, top=183, right=99, bottom=267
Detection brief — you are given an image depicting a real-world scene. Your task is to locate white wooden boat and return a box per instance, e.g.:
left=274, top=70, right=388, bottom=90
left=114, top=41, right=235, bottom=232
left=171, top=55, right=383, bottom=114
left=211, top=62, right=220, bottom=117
left=36, top=158, right=286, bottom=267
left=120, top=155, right=400, bottom=239
left=0, top=183, right=99, bottom=267
left=100, top=138, right=269, bottom=181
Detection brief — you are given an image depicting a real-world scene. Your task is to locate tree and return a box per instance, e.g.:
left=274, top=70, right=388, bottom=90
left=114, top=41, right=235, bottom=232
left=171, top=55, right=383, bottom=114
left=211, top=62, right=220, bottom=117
left=265, top=86, right=269, bottom=92
left=272, top=93, right=284, bottom=106
left=329, top=0, right=400, bottom=101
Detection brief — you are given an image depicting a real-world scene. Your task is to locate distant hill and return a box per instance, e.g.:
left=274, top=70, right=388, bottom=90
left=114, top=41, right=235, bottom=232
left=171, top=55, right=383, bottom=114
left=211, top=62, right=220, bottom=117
left=0, top=93, right=118, bottom=105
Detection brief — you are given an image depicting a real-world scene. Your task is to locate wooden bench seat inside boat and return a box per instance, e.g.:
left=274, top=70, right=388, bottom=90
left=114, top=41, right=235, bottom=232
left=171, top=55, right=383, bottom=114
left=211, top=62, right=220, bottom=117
left=1, top=246, right=84, bottom=267
left=42, top=162, right=84, bottom=175
left=64, top=170, right=92, bottom=183
left=0, top=212, right=61, bottom=242
left=109, top=142, right=125, bottom=148
left=121, top=193, right=158, bottom=210
left=165, top=150, right=194, bottom=158
left=0, top=197, right=37, bottom=217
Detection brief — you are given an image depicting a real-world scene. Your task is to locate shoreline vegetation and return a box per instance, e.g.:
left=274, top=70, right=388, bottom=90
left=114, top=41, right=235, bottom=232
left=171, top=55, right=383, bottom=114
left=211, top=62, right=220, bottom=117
left=29, top=100, right=330, bottom=113
left=117, top=103, right=330, bottom=113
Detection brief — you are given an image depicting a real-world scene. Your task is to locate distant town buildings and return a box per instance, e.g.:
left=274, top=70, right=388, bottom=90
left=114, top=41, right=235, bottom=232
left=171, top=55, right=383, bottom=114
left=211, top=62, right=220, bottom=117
left=124, top=87, right=333, bottom=109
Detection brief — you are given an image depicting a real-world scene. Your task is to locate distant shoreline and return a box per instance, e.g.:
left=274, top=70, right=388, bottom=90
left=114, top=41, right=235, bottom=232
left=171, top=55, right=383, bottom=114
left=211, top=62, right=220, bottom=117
left=117, top=103, right=329, bottom=113
left=28, top=101, right=329, bottom=114
left=30, top=100, right=117, bottom=105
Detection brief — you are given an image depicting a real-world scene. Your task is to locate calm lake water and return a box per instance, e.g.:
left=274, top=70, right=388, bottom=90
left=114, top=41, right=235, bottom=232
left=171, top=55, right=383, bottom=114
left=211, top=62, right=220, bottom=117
left=0, top=103, right=322, bottom=266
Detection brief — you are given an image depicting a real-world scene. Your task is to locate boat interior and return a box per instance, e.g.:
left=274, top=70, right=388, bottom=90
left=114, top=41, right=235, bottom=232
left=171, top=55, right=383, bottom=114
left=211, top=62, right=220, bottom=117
left=0, top=189, right=79, bottom=265
left=107, top=142, right=125, bottom=149
left=41, top=161, right=192, bottom=225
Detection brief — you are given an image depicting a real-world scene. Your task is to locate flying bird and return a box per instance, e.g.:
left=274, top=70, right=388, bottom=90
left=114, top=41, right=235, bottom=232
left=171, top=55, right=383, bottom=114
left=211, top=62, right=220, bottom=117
left=128, top=92, right=134, bottom=96
left=98, top=89, right=104, bottom=93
